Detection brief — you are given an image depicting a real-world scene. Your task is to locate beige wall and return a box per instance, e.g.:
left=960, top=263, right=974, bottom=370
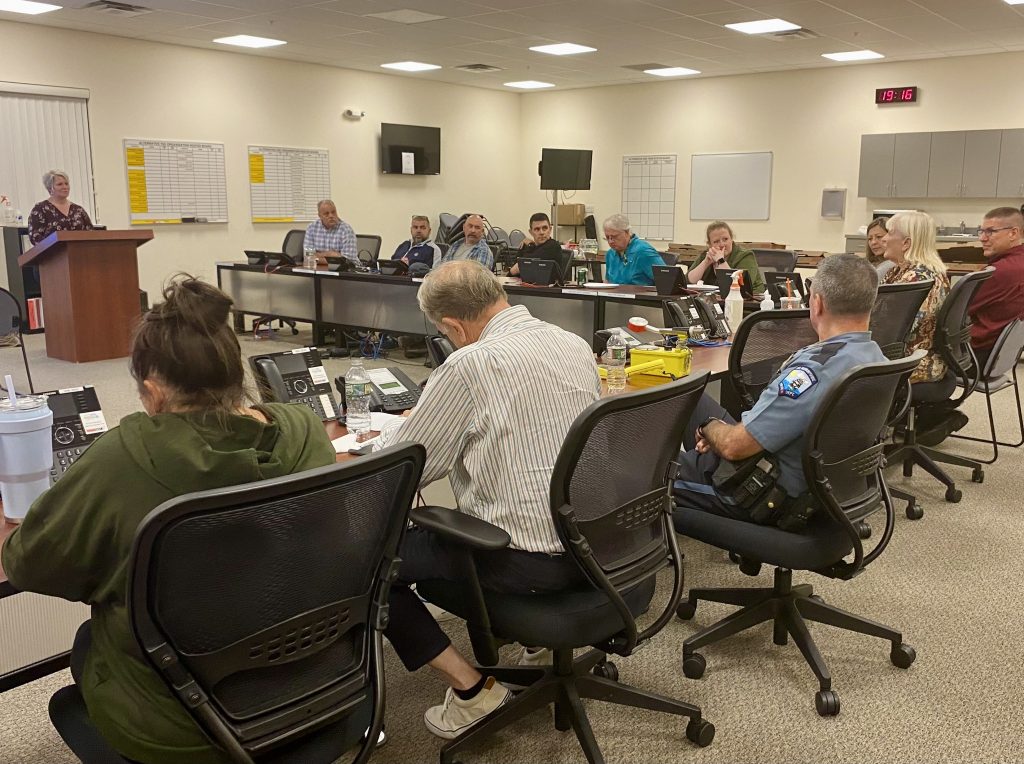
left=520, top=52, right=1024, bottom=253
left=0, top=20, right=523, bottom=296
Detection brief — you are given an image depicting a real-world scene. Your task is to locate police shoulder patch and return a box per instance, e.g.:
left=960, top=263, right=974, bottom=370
left=778, top=366, right=818, bottom=399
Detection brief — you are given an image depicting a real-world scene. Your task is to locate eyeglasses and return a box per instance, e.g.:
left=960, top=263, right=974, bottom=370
left=978, top=226, right=1014, bottom=237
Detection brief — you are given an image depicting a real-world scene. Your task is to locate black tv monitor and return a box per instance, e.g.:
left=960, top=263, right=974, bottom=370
left=539, top=148, right=592, bottom=190
left=381, top=123, right=440, bottom=175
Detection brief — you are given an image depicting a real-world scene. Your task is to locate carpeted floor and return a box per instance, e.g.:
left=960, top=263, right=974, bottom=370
left=2, top=329, right=1022, bottom=764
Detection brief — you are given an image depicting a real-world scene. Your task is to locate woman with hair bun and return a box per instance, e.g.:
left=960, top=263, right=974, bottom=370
left=1, top=275, right=335, bottom=764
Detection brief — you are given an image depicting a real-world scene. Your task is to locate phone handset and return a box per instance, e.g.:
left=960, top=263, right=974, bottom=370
left=253, top=357, right=289, bottom=402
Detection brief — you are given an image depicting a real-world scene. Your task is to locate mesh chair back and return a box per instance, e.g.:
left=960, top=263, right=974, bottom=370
left=869, top=280, right=933, bottom=360
left=933, top=268, right=994, bottom=384
left=751, top=249, right=796, bottom=273
left=128, top=446, right=424, bottom=757
left=550, top=373, right=709, bottom=585
left=508, top=229, right=526, bottom=249
left=281, top=230, right=305, bottom=260
left=426, top=335, right=455, bottom=367
left=356, top=234, right=382, bottom=265
left=584, top=214, right=598, bottom=240
left=804, top=352, right=923, bottom=573
left=438, top=213, right=458, bottom=243
left=488, top=226, right=509, bottom=244
left=728, top=310, right=818, bottom=411
left=982, top=318, right=1024, bottom=380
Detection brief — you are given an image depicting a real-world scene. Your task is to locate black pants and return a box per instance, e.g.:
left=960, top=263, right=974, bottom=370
left=672, top=393, right=751, bottom=522
left=384, top=526, right=588, bottom=671
left=974, top=345, right=992, bottom=375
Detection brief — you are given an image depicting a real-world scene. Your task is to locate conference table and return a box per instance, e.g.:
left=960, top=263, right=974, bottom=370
left=216, top=262, right=708, bottom=346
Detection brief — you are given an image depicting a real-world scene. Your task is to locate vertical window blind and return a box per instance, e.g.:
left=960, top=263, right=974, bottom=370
left=0, top=82, right=95, bottom=221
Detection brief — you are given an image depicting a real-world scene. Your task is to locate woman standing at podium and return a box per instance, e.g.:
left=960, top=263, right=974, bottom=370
left=27, top=169, right=93, bottom=244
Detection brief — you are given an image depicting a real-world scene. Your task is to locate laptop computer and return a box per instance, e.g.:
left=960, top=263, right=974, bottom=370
left=324, top=256, right=356, bottom=273
left=716, top=269, right=754, bottom=300
left=653, top=265, right=687, bottom=295
left=518, top=257, right=559, bottom=286
left=244, top=250, right=275, bottom=266
left=764, top=271, right=806, bottom=305
left=267, top=251, right=297, bottom=268
left=378, top=260, right=409, bottom=276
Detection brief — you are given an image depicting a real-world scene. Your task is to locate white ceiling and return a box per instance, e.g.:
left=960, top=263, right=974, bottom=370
left=8, top=0, right=1024, bottom=91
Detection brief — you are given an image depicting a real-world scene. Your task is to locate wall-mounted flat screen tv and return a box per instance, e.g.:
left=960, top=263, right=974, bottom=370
left=381, top=123, right=441, bottom=175
left=539, top=148, right=593, bottom=190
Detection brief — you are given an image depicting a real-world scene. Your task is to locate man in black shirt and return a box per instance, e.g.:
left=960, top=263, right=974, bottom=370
left=510, top=212, right=565, bottom=276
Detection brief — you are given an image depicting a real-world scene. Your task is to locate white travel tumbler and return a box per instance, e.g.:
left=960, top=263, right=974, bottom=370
left=0, top=389, right=53, bottom=524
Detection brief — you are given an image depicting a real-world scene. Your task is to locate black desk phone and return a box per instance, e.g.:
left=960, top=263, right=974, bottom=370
left=40, top=386, right=108, bottom=484
left=334, top=366, right=423, bottom=414
left=250, top=347, right=340, bottom=420
left=267, top=251, right=297, bottom=268
left=663, top=295, right=731, bottom=340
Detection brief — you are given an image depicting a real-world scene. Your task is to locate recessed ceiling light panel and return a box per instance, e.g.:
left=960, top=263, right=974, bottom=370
left=504, top=80, right=555, bottom=89
left=822, top=50, right=884, bottom=61
left=644, top=66, right=700, bottom=77
left=381, top=61, right=442, bottom=72
left=529, top=42, right=596, bottom=56
left=0, top=0, right=61, bottom=14
left=213, top=35, right=286, bottom=48
left=365, top=9, right=445, bottom=23
left=725, top=18, right=801, bottom=34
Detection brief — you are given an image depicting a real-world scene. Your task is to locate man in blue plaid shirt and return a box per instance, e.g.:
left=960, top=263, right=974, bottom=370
left=304, top=200, right=357, bottom=262
left=440, top=214, right=493, bottom=270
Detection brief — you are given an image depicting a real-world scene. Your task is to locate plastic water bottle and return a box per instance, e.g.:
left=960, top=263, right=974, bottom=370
left=303, top=244, right=317, bottom=269
left=345, top=359, right=372, bottom=437
left=725, top=271, right=744, bottom=336
left=760, top=292, right=775, bottom=311
left=605, top=333, right=627, bottom=394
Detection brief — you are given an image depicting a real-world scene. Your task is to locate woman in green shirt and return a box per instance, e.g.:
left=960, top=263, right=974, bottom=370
left=1, top=276, right=336, bottom=764
left=687, top=220, right=766, bottom=295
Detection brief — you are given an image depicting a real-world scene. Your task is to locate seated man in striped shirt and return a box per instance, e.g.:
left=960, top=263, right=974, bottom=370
left=374, top=260, right=601, bottom=739
left=303, top=199, right=358, bottom=263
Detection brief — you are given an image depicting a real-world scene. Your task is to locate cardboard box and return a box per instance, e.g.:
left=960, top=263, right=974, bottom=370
left=553, top=204, right=586, bottom=226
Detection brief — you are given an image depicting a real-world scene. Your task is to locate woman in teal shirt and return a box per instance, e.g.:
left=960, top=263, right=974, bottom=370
left=602, top=213, right=665, bottom=286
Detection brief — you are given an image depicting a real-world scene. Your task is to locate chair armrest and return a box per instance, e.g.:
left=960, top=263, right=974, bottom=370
left=410, top=506, right=511, bottom=551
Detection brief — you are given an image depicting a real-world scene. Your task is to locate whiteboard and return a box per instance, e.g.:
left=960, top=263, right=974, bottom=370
left=123, top=139, right=228, bottom=224
left=249, top=145, right=330, bottom=223
left=690, top=151, right=772, bottom=221
left=621, top=154, right=676, bottom=241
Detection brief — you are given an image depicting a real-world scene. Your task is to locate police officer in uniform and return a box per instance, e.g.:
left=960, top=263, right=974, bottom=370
left=673, top=253, right=886, bottom=524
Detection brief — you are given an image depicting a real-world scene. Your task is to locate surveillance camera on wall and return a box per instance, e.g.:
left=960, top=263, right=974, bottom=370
left=343, top=109, right=366, bottom=119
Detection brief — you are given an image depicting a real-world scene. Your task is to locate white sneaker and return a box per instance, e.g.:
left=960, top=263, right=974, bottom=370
left=515, top=646, right=552, bottom=667
left=423, top=677, right=512, bottom=740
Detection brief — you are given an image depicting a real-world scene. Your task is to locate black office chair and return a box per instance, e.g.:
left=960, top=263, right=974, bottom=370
left=437, top=212, right=459, bottom=244
left=674, top=352, right=924, bottom=717
left=658, top=251, right=678, bottom=266
left=751, top=249, right=796, bottom=273
left=884, top=269, right=993, bottom=510
left=488, top=226, right=509, bottom=244
left=869, top=281, right=933, bottom=360
left=356, top=234, right=382, bottom=267
left=508, top=229, right=526, bottom=249
left=0, top=287, right=34, bottom=393
left=415, top=374, right=716, bottom=763
left=726, top=309, right=818, bottom=414
left=583, top=214, right=598, bottom=241
left=950, top=318, right=1024, bottom=463
left=48, top=445, right=425, bottom=764
left=425, top=334, right=455, bottom=368
left=282, top=229, right=305, bottom=262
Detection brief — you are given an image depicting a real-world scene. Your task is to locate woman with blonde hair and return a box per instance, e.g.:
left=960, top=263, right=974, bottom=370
left=881, top=211, right=950, bottom=384
left=28, top=170, right=94, bottom=244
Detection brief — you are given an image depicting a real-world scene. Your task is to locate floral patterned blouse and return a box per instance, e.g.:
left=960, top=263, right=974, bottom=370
left=28, top=200, right=93, bottom=245
left=883, top=262, right=950, bottom=384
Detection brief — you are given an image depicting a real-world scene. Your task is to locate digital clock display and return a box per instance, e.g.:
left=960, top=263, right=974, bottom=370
left=875, top=86, right=918, bottom=104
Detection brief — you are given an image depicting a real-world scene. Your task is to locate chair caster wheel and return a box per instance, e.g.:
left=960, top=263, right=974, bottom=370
left=682, top=652, right=706, bottom=679
left=592, top=661, right=618, bottom=681
left=676, top=601, right=697, bottom=620
left=905, top=502, right=924, bottom=520
left=728, top=551, right=741, bottom=564
left=945, top=486, right=962, bottom=503
left=686, top=718, right=715, bottom=747
left=890, top=643, right=916, bottom=669
left=855, top=520, right=871, bottom=540
left=739, top=559, right=762, bottom=577
left=815, top=689, right=840, bottom=716
left=808, top=594, right=824, bottom=603
left=972, top=468, right=985, bottom=484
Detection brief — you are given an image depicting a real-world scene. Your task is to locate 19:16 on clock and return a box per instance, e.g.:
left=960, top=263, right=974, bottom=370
left=875, top=86, right=918, bottom=104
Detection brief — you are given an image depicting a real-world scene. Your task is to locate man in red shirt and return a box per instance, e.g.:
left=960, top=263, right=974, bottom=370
left=969, top=206, right=1024, bottom=372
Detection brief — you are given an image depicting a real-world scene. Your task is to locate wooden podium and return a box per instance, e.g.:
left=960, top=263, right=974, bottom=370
left=19, top=230, right=153, bottom=362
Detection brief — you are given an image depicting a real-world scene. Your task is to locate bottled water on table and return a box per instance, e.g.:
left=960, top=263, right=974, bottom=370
left=605, top=333, right=628, bottom=394
left=345, top=359, right=372, bottom=437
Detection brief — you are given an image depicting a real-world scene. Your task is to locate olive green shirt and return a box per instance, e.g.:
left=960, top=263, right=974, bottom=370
left=1, top=403, right=335, bottom=764
left=688, top=245, right=766, bottom=296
